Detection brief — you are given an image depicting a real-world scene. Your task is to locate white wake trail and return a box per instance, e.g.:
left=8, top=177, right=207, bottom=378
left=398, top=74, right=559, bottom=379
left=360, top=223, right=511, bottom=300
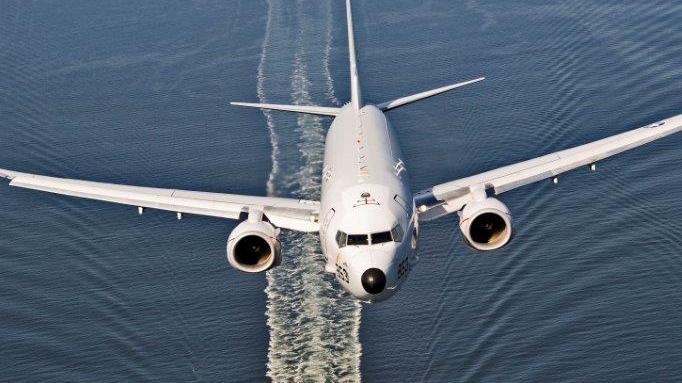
left=323, top=0, right=341, bottom=106
left=258, top=1, right=362, bottom=382
left=257, top=0, right=279, bottom=197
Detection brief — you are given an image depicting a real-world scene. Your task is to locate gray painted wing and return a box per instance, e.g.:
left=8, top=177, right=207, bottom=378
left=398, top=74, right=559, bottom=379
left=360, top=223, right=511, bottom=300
left=0, top=169, right=320, bottom=232
left=416, top=114, right=682, bottom=221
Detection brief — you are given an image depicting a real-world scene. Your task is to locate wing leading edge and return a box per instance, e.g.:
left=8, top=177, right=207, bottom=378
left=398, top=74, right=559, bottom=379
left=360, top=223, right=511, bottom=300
left=0, top=169, right=320, bottom=232
left=416, top=114, right=682, bottom=221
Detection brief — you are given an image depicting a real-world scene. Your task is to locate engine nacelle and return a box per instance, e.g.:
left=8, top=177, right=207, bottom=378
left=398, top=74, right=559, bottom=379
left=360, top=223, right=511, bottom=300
left=227, top=220, right=281, bottom=273
left=459, top=198, right=513, bottom=251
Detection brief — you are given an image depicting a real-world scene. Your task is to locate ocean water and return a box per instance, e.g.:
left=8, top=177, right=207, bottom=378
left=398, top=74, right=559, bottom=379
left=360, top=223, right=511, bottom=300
left=0, top=1, right=680, bottom=382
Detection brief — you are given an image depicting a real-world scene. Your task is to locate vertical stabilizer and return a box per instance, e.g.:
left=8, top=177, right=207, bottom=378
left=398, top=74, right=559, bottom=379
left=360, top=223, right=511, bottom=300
left=346, top=0, right=362, bottom=111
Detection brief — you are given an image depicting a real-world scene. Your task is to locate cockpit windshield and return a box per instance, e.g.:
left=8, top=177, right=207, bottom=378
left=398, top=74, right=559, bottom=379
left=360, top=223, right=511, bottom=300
left=370, top=231, right=392, bottom=244
left=336, top=224, right=404, bottom=247
left=347, top=234, right=369, bottom=246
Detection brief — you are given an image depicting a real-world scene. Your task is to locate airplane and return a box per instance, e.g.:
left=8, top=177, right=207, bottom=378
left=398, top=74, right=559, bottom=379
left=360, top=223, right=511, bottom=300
left=1, top=0, right=680, bottom=303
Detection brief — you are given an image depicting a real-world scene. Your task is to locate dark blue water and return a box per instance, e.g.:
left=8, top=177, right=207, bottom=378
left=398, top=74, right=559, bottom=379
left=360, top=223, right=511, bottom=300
left=0, top=1, right=681, bottom=382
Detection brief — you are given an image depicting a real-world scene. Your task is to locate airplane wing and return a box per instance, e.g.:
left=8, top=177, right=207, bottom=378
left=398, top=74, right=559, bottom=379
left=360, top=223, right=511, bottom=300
left=415, top=114, right=682, bottom=221
left=0, top=169, right=320, bottom=232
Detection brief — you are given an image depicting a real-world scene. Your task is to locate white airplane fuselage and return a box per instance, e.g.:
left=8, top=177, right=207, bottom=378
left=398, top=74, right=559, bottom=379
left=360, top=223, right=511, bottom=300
left=319, top=104, right=417, bottom=302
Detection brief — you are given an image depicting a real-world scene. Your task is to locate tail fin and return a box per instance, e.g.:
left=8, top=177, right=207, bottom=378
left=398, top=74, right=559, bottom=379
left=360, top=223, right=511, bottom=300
left=346, top=0, right=362, bottom=111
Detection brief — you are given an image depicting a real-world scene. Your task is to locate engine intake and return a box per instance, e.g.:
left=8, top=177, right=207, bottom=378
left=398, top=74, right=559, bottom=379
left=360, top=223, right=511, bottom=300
left=227, top=220, right=281, bottom=273
left=459, top=198, right=512, bottom=251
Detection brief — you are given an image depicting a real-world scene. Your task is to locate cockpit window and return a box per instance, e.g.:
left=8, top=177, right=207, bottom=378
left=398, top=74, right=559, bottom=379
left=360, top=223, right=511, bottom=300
left=391, top=224, right=404, bottom=242
left=347, top=234, right=369, bottom=246
left=342, top=227, right=403, bottom=247
left=335, top=231, right=347, bottom=248
left=371, top=231, right=393, bottom=244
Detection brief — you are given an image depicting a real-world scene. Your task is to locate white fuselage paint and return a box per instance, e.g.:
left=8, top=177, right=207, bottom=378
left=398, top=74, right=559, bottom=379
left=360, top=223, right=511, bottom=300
left=319, top=104, right=417, bottom=302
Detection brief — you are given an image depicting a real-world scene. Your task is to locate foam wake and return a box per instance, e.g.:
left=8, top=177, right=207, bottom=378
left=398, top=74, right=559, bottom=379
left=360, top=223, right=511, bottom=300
left=257, top=1, right=362, bottom=381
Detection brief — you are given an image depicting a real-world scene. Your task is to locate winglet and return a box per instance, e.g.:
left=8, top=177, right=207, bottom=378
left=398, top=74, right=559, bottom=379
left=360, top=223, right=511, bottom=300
left=377, top=77, right=485, bottom=111
left=0, top=168, right=19, bottom=180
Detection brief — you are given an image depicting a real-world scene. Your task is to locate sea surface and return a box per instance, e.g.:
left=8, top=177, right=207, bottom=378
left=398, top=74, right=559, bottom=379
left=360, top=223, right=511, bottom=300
left=0, top=1, right=681, bottom=382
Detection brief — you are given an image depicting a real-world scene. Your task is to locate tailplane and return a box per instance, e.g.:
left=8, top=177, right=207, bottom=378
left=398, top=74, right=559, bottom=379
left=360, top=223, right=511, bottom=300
left=377, top=77, right=485, bottom=111
left=230, top=102, right=341, bottom=117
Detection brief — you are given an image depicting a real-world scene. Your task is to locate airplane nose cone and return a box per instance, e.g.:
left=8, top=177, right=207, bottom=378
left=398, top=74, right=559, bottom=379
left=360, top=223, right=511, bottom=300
left=361, top=268, right=386, bottom=295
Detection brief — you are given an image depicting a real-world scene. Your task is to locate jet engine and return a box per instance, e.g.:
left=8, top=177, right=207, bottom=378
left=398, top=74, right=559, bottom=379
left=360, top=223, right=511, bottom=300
left=459, top=198, right=512, bottom=251
left=227, top=220, right=281, bottom=273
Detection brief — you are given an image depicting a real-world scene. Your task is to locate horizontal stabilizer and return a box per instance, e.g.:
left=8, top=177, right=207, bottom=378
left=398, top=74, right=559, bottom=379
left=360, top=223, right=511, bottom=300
left=231, top=102, right=341, bottom=117
left=377, top=77, right=485, bottom=111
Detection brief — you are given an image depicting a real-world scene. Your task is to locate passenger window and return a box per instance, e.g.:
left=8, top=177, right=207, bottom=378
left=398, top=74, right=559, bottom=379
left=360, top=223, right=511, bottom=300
left=391, top=224, right=404, bottom=242
left=347, top=234, right=369, bottom=246
left=335, top=231, right=347, bottom=248
left=371, top=231, right=393, bottom=244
